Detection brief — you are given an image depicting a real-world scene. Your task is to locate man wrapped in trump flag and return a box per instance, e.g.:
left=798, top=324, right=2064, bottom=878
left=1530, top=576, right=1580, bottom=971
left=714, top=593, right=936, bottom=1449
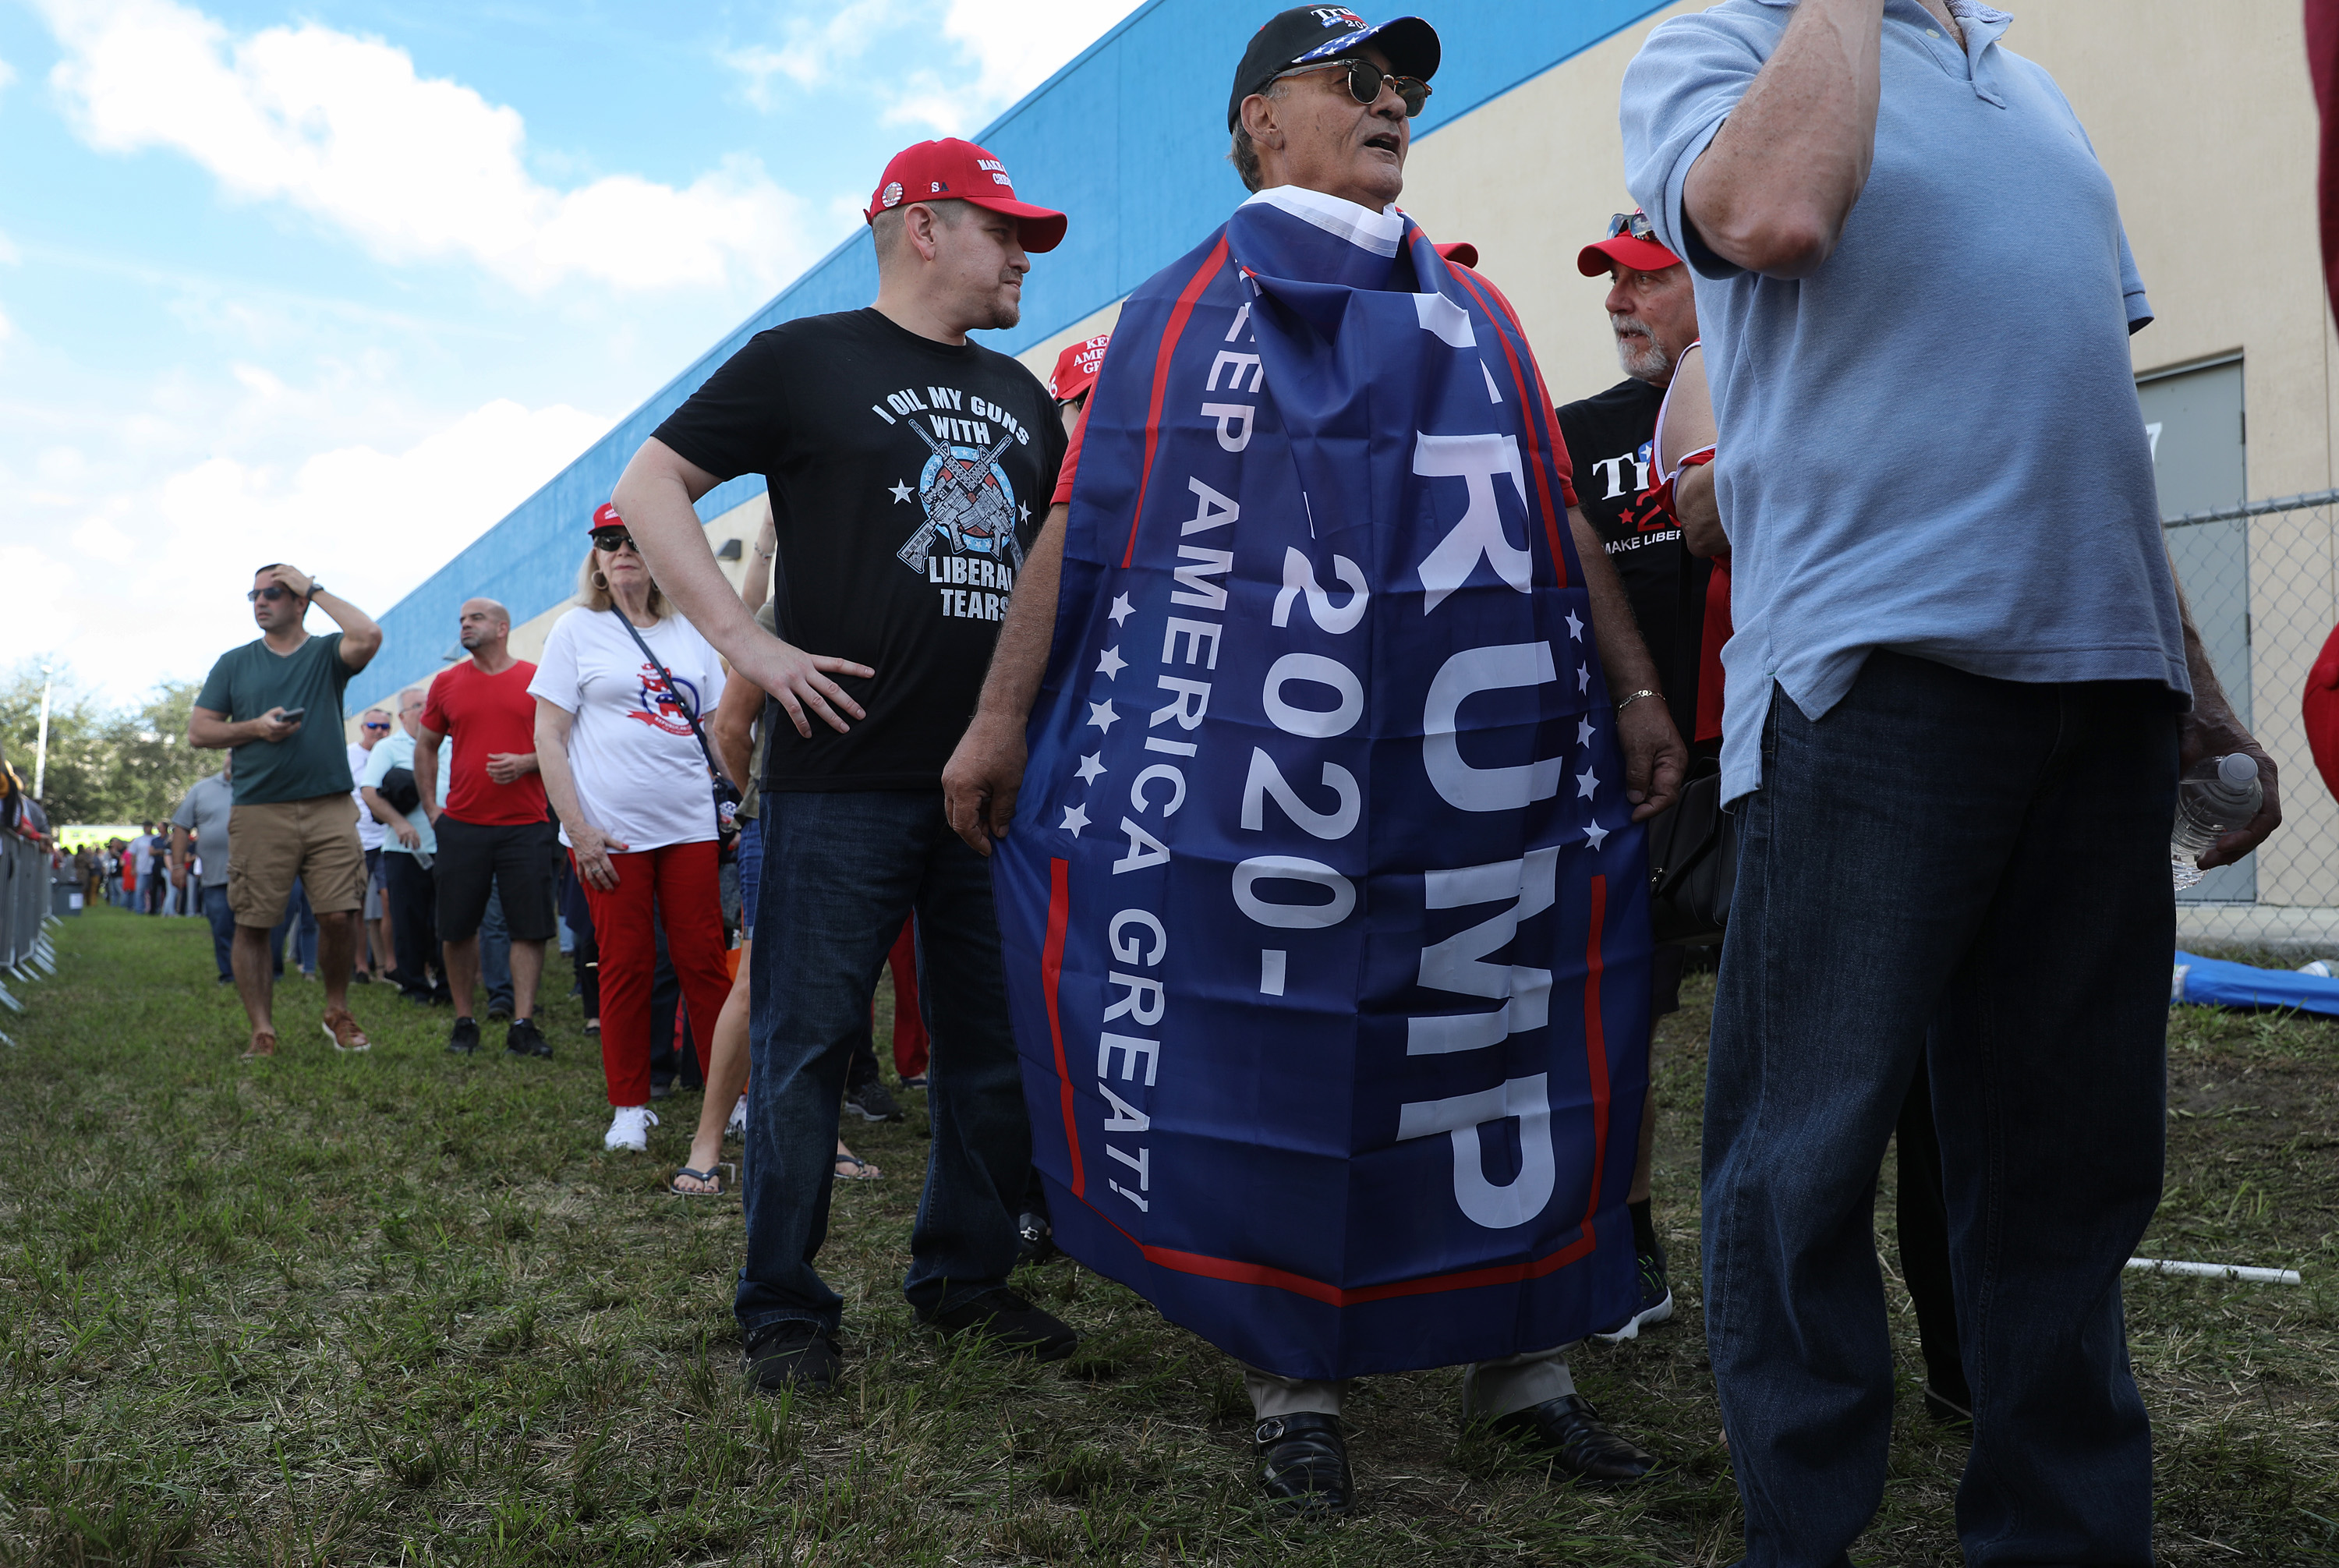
left=944, top=5, right=1688, bottom=1515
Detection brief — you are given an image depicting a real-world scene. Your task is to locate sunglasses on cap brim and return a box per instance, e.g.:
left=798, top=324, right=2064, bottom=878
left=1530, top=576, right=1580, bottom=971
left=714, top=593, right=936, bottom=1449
left=1269, top=58, right=1432, bottom=118
left=590, top=527, right=640, bottom=554
left=1608, top=211, right=1658, bottom=242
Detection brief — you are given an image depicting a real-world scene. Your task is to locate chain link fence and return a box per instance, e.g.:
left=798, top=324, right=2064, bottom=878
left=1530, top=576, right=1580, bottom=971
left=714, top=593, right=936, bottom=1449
left=2165, top=487, right=2339, bottom=953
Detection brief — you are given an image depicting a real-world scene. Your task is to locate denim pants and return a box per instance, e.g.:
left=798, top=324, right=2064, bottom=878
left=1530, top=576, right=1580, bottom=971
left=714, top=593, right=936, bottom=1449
left=737, top=790, right=1030, bottom=1340
left=201, top=883, right=236, bottom=979
left=480, top=887, right=514, bottom=1012
left=1706, top=652, right=2173, bottom=1568
left=272, top=878, right=317, bottom=974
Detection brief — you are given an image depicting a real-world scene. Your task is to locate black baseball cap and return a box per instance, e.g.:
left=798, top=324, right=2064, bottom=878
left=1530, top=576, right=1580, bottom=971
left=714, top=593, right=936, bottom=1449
left=1227, top=6, right=1441, bottom=131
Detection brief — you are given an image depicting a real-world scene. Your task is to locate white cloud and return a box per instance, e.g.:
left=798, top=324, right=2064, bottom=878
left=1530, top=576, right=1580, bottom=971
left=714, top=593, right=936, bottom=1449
left=723, top=0, right=904, bottom=107
left=0, top=53, right=17, bottom=99
left=883, top=0, right=1140, bottom=133
left=35, top=0, right=816, bottom=293
left=21, top=391, right=611, bottom=700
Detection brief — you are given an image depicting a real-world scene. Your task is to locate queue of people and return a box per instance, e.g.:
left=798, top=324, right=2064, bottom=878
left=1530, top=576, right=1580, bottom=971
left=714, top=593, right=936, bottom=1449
left=155, top=3, right=2288, bottom=1561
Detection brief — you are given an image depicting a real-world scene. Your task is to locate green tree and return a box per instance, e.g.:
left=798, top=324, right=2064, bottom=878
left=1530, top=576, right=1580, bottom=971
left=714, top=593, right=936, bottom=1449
left=0, top=664, right=218, bottom=824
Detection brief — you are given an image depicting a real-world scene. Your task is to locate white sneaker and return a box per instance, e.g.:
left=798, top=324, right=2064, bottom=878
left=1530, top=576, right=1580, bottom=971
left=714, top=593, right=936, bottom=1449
left=725, top=1094, right=748, bottom=1139
left=603, top=1105, right=658, bottom=1152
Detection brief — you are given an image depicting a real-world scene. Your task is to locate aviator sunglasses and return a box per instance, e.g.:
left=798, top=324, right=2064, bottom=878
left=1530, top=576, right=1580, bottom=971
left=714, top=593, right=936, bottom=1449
left=590, top=527, right=640, bottom=554
left=1608, top=211, right=1658, bottom=241
left=246, top=584, right=291, bottom=601
left=1269, top=57, right=1432, bottom=117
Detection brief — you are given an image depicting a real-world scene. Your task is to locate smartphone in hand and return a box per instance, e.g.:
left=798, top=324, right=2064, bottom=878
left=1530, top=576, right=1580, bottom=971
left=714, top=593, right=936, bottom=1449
left=278, top=707, right=306, bottom=723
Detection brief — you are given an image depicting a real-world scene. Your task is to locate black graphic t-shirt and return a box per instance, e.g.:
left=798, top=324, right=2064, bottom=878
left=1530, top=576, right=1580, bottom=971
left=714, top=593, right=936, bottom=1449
left=1555, top=376, right=1710, bottom=742
left=653, top=308, right=1067, bottom=791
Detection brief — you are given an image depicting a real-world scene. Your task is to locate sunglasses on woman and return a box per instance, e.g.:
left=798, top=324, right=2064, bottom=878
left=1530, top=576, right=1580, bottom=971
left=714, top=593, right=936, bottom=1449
left=590, top=528, right=640, bottom=554
left=1270, top=57, right=1432, bottom=118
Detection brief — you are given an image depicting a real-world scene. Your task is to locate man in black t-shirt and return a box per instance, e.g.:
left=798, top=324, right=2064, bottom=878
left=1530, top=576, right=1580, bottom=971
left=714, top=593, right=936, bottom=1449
left=1552, top=211, right=1702, bottom=1353
left=610, top=136, right=1077, bottom=1394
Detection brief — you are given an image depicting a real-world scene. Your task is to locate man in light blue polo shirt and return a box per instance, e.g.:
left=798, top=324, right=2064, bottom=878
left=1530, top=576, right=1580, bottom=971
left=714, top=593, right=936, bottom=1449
left=1622, top=2, right=2280, bottom=1562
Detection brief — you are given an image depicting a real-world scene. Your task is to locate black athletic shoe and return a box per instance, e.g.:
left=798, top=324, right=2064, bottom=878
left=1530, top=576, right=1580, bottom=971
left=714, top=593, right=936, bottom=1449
left=504, top=1018, right=551, bottom=1059
left=446, top=1017, right=480, bottom=1055
left=1492, top=1393, right=1657, bottom=1483
left=1591, top=1249, right=1676, bottom=1343
left=487, top=1001, right=513, bottom=1021
left=1015, top=1210, right=1057, bottom=1267
left=1255, top=1413, right=1351, bottom=1515
left=743, top=1323, right=841, bottom=1393
left=918, top=1287, right=1077, bottom=1361
left=844, top=1076, right=902, bottom=1123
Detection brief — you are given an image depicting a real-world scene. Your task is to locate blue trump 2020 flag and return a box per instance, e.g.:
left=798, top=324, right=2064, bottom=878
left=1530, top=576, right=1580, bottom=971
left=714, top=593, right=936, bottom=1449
left=993, top=187, right=1651, bottom=1380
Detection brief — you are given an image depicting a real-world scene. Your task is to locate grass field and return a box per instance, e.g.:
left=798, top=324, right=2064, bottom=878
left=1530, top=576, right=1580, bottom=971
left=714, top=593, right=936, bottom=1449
left=2, top=906, right=2334, bottom=1566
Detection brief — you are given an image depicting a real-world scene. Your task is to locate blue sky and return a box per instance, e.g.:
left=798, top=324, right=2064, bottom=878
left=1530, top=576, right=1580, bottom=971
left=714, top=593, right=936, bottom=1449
left=0, top=0, right=1142, bottom=701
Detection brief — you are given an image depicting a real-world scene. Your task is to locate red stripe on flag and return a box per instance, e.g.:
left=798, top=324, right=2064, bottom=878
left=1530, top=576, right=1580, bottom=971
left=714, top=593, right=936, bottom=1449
left=1121, top=235, right=1231, bottom=569
left=1042, top=857, right=1083, bottom=1197
left=1448, top=267, right=1569, bottom=589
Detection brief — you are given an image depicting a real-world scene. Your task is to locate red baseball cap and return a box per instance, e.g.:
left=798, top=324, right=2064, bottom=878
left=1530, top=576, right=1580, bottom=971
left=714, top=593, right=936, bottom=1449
left=1047, top=333, right=1111, bottom=402
left=590, top=502, right=621, bottom=533
left=865, top=138, right=1067, bottom=253
left=1576, top=210, right=1682, bottom=278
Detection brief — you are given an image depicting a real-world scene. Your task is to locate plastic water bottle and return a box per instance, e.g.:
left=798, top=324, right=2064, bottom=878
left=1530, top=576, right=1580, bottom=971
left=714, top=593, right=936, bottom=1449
left=2171, top=754, right=2261, bottom=890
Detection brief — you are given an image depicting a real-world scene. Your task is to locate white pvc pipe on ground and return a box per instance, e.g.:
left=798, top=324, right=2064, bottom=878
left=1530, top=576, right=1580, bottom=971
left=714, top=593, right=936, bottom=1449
left=2126, top=1256, right=2304, bottom=1285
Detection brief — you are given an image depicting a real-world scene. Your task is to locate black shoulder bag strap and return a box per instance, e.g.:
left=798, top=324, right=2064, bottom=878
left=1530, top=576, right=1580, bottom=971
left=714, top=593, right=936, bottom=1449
left=613, top=614, right=743, bottom=837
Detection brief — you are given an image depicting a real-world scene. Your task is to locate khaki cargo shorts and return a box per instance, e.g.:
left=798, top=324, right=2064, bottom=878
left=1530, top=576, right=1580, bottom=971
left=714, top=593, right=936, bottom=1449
left=228, top=794, right=367, bottom=926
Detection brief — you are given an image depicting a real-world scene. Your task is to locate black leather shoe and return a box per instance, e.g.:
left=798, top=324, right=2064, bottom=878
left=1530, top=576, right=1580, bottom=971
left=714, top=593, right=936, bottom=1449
left=918, top=1287, right=1078, bottom=1361
left=742, top=1323, right=840, bottom=1393
left=1492, top=1393, right=1656, bottom=1483
left=1254, top=1413, right=1351, bottom=1515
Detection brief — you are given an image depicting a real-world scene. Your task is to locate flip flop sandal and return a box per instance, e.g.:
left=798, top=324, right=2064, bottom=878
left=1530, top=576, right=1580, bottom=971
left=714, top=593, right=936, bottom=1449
left=833, top=1155, right=881, bottom=1182
left=669, top=1163, right=735, bottom=1197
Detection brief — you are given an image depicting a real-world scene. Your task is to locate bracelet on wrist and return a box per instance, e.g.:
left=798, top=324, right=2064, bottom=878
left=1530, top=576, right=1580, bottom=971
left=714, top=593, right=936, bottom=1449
left=1615, top=688, right=1663, bottom=713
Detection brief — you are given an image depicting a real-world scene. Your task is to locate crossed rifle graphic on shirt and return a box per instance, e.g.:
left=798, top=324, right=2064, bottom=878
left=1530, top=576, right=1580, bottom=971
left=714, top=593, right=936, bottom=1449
left=894, top=422, right=1027, bottom=576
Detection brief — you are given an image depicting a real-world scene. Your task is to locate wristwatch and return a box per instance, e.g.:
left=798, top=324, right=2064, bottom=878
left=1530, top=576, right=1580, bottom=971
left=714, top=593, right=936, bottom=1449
left=304, top=580, right=324, bottom=602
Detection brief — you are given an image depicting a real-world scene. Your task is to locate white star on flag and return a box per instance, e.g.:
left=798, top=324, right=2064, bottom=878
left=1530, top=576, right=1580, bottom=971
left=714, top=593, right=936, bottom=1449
left=1566, top=608, right=1584, bottom=641
left=890, top=480, right=912, bottom=503
left=1020, top=502, right=1031, bottom=522
left=1086, top=701, right=1119, bottom=733
left=1061, top=803, right=1090, bottom=837
left=1576, top=768, right=1599, bottom=800
left=1074, top=752, right=1106, bottom=784
left=1576, top=717, right=1595, bottom=746
left=1107, top=593, right=1134, bottom=625
left=1095, top=646, right=1128, bottom=678
left=1584, top=819, right=1611, bottom=851
left=1577, top=664, right=1591, bottom=693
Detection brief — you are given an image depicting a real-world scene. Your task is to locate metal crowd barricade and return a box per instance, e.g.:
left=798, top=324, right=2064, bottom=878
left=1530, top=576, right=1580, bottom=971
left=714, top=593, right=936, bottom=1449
left=2164, top=487, right=2339, bottom=952
left=0, top=826, right=61, bottom=1039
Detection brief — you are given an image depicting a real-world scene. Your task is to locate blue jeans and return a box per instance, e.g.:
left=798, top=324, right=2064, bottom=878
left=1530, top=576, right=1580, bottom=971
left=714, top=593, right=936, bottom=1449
left=271, top=879, right=317, bottom=974
left=480, top=887, right=514, bottom=1013
left=201, top=883, right=236, bottom=979
left=736, top=791, right=1030, bottom=1340
left=1706, top=652, right=2173, bottom=1567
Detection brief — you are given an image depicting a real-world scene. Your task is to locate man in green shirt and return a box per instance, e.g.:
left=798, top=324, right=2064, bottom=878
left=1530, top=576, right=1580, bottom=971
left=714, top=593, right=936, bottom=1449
left=190, top=562, right=384, bottom=1059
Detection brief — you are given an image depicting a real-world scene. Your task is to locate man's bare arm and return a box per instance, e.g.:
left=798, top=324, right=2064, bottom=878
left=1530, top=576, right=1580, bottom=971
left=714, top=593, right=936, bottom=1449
left=610, top=438, right=870, bottom=737
left=413, top=724, right=444, bottom=819
left=1570, top=505, right=1688, bottom=820
left=1682, top=0, right=1883, bottom=276
left=189, top=703, right=295, bottom=749
left=2170, top=560, right=2280, bottom=869
left=942, top=501, right=1067, bottom=854
left=706, top=666, right=762, bottom=792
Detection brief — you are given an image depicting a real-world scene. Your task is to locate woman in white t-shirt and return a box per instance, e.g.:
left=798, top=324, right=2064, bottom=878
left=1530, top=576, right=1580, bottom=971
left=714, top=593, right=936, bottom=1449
left=533, top=507, right=738, bottom=1153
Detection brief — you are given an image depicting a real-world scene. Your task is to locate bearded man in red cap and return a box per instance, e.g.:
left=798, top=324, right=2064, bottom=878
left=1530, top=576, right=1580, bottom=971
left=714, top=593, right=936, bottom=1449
left=610, top=138, right=1078, bottom=1395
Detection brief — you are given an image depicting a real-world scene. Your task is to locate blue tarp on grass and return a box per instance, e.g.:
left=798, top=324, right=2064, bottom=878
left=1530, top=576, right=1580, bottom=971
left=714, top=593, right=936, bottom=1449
left=2171, top=951, right=2339, bottom=1016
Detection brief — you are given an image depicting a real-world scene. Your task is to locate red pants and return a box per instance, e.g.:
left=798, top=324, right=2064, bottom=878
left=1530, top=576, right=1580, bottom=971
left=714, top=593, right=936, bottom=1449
left=575, top=841, right=732, bottom=1108
left=886, top=917, right=929, bottom=1079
